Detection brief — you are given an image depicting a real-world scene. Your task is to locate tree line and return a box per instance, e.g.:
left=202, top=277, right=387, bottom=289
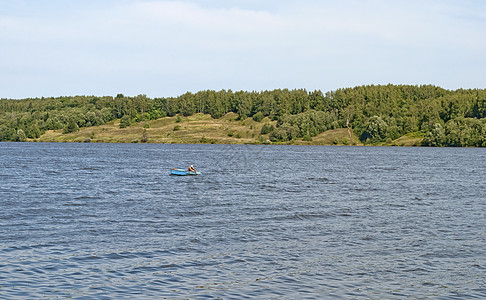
left=1, top=85, right=485, bottom=146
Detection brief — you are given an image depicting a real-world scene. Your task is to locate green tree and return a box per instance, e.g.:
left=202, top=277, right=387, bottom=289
left=260, top=124, right=274, bottom=134
left=119, top=115, right=131, bottom=128
left=63, top=119, right=79, bottom=134
left=422, top=123, right=445, bottom=146
left=27, top=123, right=41, bottom=138
left=17, top=129, right=27, bottom=142
left=179, top=92, right=196, bottom=116
left=360, top=116, right=388, bottom=143
left=269, top=127, right=287, bottom=142
left=252, top=112, right=264, bottom=122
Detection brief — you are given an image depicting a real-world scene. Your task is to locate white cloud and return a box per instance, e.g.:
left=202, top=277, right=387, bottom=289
left=0, top=0, right=485, bottom=98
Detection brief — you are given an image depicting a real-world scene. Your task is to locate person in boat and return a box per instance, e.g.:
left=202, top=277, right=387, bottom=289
left=187, top=165, right=197, bottom=174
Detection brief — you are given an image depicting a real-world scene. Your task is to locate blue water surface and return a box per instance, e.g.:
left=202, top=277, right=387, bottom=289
left=0, top=142, right=485, bottom=299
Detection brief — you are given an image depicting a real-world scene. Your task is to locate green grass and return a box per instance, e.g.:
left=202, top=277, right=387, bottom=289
left=390, top=131, right=425, bottom=146
left=37, top=113, right=273, bottom=144
left=35, top=113, right=415, bottom=146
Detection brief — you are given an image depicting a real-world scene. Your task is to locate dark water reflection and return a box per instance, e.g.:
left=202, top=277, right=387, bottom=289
left=1, top=142, right=485, bottom=299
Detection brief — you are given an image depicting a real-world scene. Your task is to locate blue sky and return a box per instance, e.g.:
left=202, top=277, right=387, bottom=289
left=1, top=0, right=485, bottom=99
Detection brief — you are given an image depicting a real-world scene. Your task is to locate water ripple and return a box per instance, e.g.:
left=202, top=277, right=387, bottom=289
left=0, top=143, right=485, bottom=299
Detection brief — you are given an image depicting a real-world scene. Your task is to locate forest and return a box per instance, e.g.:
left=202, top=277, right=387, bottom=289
left=1, top=84, right=485, bottom=146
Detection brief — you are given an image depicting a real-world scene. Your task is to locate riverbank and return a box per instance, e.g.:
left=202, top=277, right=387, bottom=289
left=33, top=112, right=423, bottom=146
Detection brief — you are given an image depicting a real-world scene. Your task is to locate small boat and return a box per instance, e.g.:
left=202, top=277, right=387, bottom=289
left=171, top=168, right=202, bottom=176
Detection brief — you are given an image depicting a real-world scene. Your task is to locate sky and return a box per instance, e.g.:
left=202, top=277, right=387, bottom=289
left=1, top=0, right=485, bottom=99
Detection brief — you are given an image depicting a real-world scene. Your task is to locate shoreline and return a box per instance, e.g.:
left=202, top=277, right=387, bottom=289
left=23, top=112, right=424, bottom=146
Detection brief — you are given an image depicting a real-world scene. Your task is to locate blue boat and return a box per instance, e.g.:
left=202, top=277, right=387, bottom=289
left=171, top=168, right=202, bottom=176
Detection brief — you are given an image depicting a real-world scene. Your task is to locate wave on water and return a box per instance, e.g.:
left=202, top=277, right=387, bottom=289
left=1, top=143, right=485, bottom=299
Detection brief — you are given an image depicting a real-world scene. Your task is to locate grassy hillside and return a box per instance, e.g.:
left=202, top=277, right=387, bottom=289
left=35, top=112, right=372, bottom=145
left=3, top=85, right=484, bottom=146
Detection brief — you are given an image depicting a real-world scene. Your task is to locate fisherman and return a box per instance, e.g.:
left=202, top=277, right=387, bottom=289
left=187, top=165, right=197, bottom=174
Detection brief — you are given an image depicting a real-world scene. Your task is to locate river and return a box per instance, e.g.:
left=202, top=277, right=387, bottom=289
left=0, top=142, right=485, bottom=299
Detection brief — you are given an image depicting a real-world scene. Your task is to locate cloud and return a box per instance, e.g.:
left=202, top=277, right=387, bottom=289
left=0, top=0, right=485, bottom=98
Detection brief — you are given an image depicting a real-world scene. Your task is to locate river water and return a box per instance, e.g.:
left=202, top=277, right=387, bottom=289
left=0, top=142, right=485, bottom=299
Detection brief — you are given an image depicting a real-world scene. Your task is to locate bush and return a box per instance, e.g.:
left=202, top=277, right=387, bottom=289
left=252, top=112, right=264, bottom=122
left=276, top=110, right=337, bottom=139
left=200, top=136, right=216, bottom=144
left=17, top=129, right=27, bottom=142
left=119, top=115, right=131, bottom=128
left=260, top=124, right=274, bottom=134
left=141, top=129, right=149, bottom=143
left=64, top=119, right=80, bottom=133
left=422, top=123, right=445, bottom=146
left=360, top=116, right=388, bottom=143
left=269, top=128, right=287, bottom=142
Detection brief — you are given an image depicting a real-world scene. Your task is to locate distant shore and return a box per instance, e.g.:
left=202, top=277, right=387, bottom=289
left=30, top=113, right=423, bottom=146
left=3, top=85, right=484, bottom=147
